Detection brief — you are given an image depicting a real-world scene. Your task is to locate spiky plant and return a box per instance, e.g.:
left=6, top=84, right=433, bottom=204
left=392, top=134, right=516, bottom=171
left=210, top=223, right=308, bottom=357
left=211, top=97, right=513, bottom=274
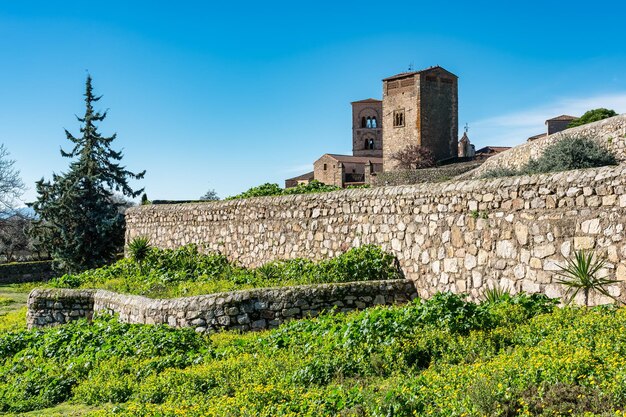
left=556, top=249, right=620, bottom=306
left=482, top=283, right=511, bottom=304
left=128, top=237, right=151, bottom=270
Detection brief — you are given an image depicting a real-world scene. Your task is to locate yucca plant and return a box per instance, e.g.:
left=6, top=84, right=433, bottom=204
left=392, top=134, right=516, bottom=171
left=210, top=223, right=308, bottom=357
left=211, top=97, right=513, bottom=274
left=556, top=249, right=620, bottom=306
left=128, top=236, right=151, bottom=269
left=482, top=283, right=511, bottom=304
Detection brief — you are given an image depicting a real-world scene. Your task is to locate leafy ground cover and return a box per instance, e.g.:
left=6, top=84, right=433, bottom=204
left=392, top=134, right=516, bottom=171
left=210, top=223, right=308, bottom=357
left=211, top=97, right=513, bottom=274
left=0, top=283, right=38, bottom=333
left=5, top=291, right=626, bottom=416
left=47, top=244, right=401, bottom=298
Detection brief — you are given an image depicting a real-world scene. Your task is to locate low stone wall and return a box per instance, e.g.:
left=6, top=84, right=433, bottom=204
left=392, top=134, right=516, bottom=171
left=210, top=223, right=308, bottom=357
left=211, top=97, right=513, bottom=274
left=27, top=279, right=417, bottom=331
left=27, top=289, right=95, bottom=327
left=0, top=260, right=55, bottom=284
left=466, top=114, right=626, bottom=178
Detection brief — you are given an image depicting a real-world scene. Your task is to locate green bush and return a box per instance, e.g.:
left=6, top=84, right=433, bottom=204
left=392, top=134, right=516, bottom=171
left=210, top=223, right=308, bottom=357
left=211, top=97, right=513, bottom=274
left=482, top=136, right=617, bottom=178
left=226, top=180, right=340, bottom=200
left=47, top=244, right=401, bottom=298
left=568, top=108, right=618, bottom=128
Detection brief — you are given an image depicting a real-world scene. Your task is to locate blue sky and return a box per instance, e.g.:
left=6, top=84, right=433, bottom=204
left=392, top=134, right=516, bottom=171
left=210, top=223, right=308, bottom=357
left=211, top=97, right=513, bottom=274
left=1, top=1, right=625, bottom=203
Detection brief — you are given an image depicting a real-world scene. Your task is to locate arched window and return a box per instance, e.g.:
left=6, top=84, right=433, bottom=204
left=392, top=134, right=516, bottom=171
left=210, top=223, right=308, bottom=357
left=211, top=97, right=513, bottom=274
left=371, top=117, right=377, bottom=128
left=366, top=117, right=372, bottom=128
left=361, top=117, right=366, bottom=128
left=364, top=139, right=369, bottom=149
left=368, top=138, right=375, bottom=149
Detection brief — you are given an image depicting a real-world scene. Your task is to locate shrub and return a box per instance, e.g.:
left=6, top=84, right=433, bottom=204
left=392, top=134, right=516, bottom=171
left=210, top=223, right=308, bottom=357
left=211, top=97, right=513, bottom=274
left=227, top=180, right=340, bottom=200
left=47, top=244, right=401, bottom=297
left=226, top=183, right=283, bottom=199
left=482, top=136, right=617, bottom=178
left=568, top=108, right=618, bottom=128
left=523, top=136, right=616, bottom=174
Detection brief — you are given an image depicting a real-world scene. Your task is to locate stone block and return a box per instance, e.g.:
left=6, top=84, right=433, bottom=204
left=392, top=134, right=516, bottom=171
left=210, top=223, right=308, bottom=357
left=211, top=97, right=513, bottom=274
left=574, top=236, right=595, bottom=250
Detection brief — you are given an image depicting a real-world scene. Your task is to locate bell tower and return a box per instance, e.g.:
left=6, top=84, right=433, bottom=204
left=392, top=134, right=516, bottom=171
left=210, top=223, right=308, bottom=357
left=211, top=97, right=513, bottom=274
left=351, top=98, right=383, bottom=157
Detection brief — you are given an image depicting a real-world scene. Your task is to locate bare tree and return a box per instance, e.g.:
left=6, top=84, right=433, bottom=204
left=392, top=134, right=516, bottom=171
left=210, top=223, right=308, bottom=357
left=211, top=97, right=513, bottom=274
left=0, top=144, right=25, bottom=216
left=0, top=214, right=35, bottom=262
left=390, top=145, right=436, bottom=170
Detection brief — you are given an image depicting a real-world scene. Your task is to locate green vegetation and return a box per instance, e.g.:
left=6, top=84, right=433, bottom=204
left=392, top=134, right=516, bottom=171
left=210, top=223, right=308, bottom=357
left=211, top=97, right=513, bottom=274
left=0, top=283, right=37, bottom=333
left=568, top=108, right=618, bottom=128
left=30, top=75, right=145, bottom=274
left=482, top=137, right=617, bottom=178
left=556, top=249, right=619, bottom=306
left=226, top=180, right=341, bottom=200
left=47, top=244, right=401, bottom=298
left=9, top=292, right=626, bottom=416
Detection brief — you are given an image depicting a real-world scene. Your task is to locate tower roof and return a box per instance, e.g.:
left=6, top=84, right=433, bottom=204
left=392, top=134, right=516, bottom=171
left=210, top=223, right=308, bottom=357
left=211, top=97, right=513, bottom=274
left=382, top=65, right=458, bottom=82
left=545, top=115, right=577, bottom=123
left=351, top=98, right=382, bottom=104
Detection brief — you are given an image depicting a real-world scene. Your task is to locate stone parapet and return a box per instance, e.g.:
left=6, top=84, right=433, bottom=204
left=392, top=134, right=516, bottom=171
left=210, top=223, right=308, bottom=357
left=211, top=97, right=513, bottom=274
left=27, top=279, right=417, bottom=331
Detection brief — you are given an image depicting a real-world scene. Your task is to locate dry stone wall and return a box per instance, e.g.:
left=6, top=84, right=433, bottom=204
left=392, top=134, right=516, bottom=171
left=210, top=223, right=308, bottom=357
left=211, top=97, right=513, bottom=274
left=27, top=280, right=417, bottom=331
left=127, top=163, right=626, bottom=306
left=466, top=114, right=626, bottom=178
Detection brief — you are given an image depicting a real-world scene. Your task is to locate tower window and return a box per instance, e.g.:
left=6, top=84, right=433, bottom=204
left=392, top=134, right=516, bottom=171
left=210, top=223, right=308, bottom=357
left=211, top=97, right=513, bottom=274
left=366, top=117, right=372, bottom=128
left=364, top=138, right=374, bottom=150
left=371, top=117, right=377, bottom=128
left=361, top=117, right=366, bottom=128
left=323, top=163, right=327, bottom=170
left=393, top=110, right=405, bottom=127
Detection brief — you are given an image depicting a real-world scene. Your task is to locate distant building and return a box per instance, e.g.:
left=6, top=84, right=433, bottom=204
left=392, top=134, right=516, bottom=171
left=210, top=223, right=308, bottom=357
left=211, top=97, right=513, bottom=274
left=475, top=146, right=511, bottom=159
left=382, top=66, right=459, bottom=170
left=285, top=66, right=461, bottom=188
left=284, top=171, right=314, bottom=188
left=528, top=115, right=578, bottom=141
left=546, top=115, right=577, bottom=135
left=458, top=132, right=475, bottom=158
left=351, top=99, right=383, bottom=157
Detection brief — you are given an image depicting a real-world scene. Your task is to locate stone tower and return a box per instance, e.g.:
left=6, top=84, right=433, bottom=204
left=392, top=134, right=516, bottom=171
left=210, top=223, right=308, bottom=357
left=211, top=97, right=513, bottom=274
left=351, top=98, right=383, bottom=157
left=382, top=66, right=458, bottom=171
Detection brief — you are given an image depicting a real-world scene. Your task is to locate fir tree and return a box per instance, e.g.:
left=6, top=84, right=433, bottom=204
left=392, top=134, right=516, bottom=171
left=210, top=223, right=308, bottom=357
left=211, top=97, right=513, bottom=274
left=30, top=75, right=145, bottom=273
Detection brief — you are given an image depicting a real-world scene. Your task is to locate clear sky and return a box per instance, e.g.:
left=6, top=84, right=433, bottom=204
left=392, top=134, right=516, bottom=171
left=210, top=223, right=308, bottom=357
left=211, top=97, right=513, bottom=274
left=1, top=1, right=625, bottom=203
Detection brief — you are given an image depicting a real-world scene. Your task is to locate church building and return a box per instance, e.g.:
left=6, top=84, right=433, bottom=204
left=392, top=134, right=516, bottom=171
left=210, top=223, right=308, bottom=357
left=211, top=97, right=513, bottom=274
left=285, top=65, right=466, bottom=188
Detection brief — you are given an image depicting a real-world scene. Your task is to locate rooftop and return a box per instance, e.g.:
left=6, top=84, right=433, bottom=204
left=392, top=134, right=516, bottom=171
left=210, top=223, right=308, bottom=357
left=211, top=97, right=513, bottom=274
left=546, top=115, right=577, bottom=122
left=475, top=146, right=512, bottom=154
left=382, top=65, right=458, bottom=82
left=351, top=98, right=382, bottom=104
left=285, top=171, right=314, bottom=181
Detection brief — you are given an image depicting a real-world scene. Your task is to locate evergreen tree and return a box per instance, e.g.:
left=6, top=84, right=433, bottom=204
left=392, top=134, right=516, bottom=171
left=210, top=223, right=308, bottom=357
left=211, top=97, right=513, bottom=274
left=30, top=76, right=145, bottom=273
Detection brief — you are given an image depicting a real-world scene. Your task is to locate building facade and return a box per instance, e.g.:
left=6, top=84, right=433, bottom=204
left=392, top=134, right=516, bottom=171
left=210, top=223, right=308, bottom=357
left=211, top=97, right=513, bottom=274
left=382, top=66, right=459, bottom=171
left=351, top=99, right=383, bottom=157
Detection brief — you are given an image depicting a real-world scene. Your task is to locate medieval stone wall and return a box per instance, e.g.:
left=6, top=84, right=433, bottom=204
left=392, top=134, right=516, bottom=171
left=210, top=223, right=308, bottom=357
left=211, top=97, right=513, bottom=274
left=27, top=280, right=417, bottom=331
left=127, top=163, right=626, bottom=306
left=467, top=114, right=626, bottom=179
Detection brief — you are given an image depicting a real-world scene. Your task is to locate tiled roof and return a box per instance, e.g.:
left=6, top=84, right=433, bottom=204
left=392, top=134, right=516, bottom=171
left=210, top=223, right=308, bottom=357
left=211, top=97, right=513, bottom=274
left=527, top=133, right=547, bottom=141
left=323, top=154, right=384, bottom=164
left=546, top=115, right=577, bottom=122
left=285, top=171, right=314, bottom=181
left=351, top=98, right=382, bottom=104
left=382, top=66, right=458, bottom=82
left=475, top=146, right=511, bottom=154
